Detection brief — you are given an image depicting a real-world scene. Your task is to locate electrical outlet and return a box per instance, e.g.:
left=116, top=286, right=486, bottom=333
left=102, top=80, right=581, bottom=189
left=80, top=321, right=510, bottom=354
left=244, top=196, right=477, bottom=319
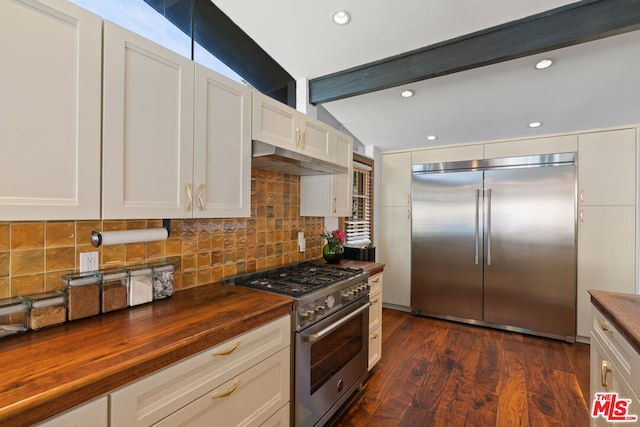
left=80, top=251, right=99, bottom=272
left=298, top=232, right=305, bottom=252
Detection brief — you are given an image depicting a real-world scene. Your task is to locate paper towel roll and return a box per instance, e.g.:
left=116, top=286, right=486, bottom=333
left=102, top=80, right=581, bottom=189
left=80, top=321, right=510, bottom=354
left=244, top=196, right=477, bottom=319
left=91, top=228, right=168, bottom=247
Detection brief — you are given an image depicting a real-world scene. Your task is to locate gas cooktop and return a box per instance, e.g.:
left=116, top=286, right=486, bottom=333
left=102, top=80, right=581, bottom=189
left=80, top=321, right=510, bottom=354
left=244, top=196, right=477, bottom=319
left=223, top=262, right=363, bottom=297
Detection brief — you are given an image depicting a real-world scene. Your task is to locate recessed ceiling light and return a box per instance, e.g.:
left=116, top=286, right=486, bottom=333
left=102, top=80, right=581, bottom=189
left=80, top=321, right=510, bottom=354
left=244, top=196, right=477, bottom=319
left=426, top=135, right=437, bottom=141
left=332, top=10, right=351, bottom=25
left=535, top=59, right=553, bottom=70
left=401, top=90, right=414, bottom=98
left=528, top=122, right=542, bottom=128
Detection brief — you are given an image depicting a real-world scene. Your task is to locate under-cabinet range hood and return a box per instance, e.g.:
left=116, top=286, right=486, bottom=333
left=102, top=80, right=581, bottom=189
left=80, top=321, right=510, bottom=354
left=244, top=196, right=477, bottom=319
left=252, top=140, right=348, bottom=175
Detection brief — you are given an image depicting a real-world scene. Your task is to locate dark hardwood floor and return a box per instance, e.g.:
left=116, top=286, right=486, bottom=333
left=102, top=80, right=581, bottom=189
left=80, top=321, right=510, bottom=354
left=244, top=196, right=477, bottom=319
left=332, top=308, right=591, bottom=426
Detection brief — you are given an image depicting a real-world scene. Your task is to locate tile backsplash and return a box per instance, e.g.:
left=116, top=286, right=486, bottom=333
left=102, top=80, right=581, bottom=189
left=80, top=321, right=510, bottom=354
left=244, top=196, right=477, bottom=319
left=0, top=169, right=325, bottom=298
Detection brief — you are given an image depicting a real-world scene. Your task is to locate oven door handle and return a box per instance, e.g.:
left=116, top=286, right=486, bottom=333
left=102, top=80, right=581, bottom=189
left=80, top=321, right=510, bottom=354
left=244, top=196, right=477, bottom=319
left=305, top=302, right=371, bottom=342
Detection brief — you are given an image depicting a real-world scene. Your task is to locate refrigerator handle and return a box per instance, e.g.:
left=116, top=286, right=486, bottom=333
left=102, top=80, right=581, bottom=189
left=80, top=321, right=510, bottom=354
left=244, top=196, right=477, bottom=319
left=474, top=189, right=480, bottom=264
left=486, top=188, right=492, bottom=266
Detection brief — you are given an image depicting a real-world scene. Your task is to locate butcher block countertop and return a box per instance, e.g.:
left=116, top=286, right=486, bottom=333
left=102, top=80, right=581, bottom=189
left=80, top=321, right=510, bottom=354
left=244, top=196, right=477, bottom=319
left=312, top=259, right=385, bottom=277
left=0, top=282, right=292, bottom=427
left=589, top=289, right=640, bottom=354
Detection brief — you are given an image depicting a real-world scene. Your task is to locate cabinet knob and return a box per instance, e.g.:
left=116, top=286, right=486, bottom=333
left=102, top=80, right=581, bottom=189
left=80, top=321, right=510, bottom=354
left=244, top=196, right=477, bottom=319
left=600, top=321, right=613, bottom=333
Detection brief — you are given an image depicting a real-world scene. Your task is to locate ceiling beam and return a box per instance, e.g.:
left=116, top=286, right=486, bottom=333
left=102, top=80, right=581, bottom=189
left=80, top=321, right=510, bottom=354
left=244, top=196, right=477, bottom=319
left=309, top=0, right=640, bottom=105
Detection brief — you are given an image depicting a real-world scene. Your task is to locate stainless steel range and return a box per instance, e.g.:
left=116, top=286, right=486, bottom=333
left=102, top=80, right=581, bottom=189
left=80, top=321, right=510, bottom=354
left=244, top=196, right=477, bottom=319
left=223, top=262, right=370, bottom=427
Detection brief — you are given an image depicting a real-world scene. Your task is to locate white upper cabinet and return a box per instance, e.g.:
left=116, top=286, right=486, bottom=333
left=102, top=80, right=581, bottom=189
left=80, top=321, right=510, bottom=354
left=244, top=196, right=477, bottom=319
left=300, top=132, right=353, bottom=217
left=483, top=134, right=577, bottom=159
left=578, top=128, right=636, bottom=206
left=301, top=116, right=333, bottom=162
left=102, top=20, right=194, bottom=219
left=102, top=21, right=251, bottom=219
left=193, top=64, right=251, bottom=218
left=252, top=91, right=333, bottom=162
left=0, top=0, right=102, bottom=220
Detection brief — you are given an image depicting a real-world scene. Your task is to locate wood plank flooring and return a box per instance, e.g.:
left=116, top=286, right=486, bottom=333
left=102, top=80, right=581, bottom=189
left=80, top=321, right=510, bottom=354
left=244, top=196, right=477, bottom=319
left=331, top=309, right=591, bottom=426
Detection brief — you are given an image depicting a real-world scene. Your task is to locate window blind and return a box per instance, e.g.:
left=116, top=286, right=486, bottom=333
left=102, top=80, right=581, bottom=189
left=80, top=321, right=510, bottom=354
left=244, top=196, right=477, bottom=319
left=345, top=165, right=372, bottom=247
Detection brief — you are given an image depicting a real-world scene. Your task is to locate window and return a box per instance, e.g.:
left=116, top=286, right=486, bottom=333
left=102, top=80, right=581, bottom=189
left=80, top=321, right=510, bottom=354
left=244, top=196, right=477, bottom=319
left=344, top=154, right=374, bottom=247
left=68, top=0, right=295, bottom=104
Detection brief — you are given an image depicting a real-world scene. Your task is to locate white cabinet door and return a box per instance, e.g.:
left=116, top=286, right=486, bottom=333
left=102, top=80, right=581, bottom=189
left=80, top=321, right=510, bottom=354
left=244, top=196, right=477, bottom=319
left=483, top=134, right=577, bottom=159
left=0, top=0, right=102, bottom=220
left=380, top=206, right=411, bottom=307
left=252, top=91, right=299, bottom=151
left=381, top=152, right=411, bottom=207
left=578, top=128, right=636, bottom=206
left=300, top=132, right=352, bottom=217
left=102, top=20, right=195, bottom=219
left=411, top=144, right=484, bottom=165
left=302, top=116, right=333, bottom=162
left=193, top=64, right=251, bottom=218
left=577, top=206, right=636, bottom=338
left=36, top=396, right=107, bottom=427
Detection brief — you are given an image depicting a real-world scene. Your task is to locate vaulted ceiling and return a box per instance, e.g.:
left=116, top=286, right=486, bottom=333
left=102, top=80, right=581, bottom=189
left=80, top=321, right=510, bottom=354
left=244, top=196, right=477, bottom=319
left=212, top=0, right=640, bottom=152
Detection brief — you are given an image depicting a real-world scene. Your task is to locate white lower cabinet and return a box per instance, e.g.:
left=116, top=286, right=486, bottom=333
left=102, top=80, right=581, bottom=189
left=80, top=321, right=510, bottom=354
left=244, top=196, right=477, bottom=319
left=36, top=397, right=108, bottom=427
left=153, top=348, right=290, bottom=426
left=109, top=315, right=291, bottom=426
left=368, top=273, right=383, bottom=370
left=590, top=306, right=640, bottom=426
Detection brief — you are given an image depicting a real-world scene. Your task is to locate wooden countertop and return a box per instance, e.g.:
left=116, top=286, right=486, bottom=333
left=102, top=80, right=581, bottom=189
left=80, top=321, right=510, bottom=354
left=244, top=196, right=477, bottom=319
left=0, top=283, right=292, bottom=427
left=589, top=289, right=640, bottom=353
left=311, top=259, right=385, bottom=277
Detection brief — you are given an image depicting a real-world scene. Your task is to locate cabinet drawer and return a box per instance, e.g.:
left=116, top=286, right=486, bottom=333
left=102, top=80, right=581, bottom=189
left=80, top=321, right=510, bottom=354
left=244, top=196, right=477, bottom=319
left=369, top=273, right=383, bottom=331
left=110, top=315, right=290, bottom=426
left=590, top=334, right=639, bottom=426
left=369, top=325, right=382, bottom=370
left=592, top=307, right=638, bottom=391
left=153, top=347, right=290, bottom=427
left=369, top=273, right=383, bottom=296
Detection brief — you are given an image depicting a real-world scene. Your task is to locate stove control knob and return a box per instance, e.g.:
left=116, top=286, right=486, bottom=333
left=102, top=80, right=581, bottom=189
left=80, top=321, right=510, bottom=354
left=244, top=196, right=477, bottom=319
left=325, top=295, right=336, bottom=308
left=315, top=305, right=325, bottom=315
left=301, top=309, right=316, bottom=321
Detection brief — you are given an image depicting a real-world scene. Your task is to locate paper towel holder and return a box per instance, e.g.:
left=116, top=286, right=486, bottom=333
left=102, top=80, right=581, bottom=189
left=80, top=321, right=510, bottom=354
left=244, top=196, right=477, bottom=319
left=91, top=219, right=172, bottom=247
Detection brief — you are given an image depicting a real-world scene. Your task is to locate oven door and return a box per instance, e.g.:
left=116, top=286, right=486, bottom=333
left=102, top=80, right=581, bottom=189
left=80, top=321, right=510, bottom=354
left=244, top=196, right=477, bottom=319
left=296, top=297, right=370, bottom=427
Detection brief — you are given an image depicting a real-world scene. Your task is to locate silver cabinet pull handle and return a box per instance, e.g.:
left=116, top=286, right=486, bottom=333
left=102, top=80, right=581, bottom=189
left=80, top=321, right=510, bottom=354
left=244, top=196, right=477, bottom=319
left=579, top=210, right=584, bottom=222
left=486, top=188, right=492, bottom=266
left=474, top=189, right=480, bottom=265
left=579, top=189, right=584, bottom=203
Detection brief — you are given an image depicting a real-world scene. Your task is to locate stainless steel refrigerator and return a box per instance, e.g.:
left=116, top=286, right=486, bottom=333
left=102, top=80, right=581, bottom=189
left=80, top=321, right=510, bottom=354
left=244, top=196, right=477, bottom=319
left=411, top=153, right=577, bottom=342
